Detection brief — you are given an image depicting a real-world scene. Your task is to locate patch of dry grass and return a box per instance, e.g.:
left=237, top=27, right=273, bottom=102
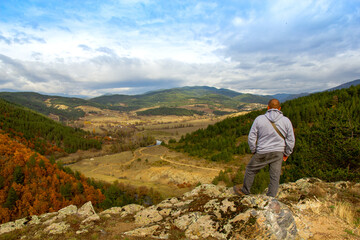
left=308, top=184, right=327, bottom=198
left=333, top=201, right=355, bottom=225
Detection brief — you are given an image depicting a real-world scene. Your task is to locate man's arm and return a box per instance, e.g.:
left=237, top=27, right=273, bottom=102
left=284, top=119, right=295, bottom=157
left=248, top=119, right=258, bottom=154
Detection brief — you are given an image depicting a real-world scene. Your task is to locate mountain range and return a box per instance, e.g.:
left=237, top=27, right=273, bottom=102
left=0, top=79, right=359, bottom=121
left=0, top=86, right=271, bottom=121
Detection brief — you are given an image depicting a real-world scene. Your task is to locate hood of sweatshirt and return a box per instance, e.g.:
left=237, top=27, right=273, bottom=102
left=265, top=109, right=283, bottom=123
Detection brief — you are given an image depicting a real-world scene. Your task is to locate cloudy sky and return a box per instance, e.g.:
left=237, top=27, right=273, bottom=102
left=0, top=0, right=360, bottom=97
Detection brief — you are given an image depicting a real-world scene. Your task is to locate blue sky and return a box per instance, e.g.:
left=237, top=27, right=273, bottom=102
left=0, top=0, right=360, bottom=97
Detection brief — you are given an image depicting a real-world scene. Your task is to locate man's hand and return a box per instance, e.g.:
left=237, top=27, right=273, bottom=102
left=283, top=155, right=288, bottom=162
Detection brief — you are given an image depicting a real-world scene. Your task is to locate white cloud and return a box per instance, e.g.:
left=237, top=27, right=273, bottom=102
left=232, top=17, right=245, bottom=26
left=0, top=0, right=359, bottom=97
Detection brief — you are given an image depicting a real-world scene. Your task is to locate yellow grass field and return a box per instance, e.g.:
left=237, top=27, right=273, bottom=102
left=67, top=146, right=226, bottom=198
left=72, top=105, right=248, bottom=142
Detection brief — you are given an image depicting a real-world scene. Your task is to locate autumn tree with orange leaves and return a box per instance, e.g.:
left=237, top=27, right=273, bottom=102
left=0, top=131, right=104, bottom=223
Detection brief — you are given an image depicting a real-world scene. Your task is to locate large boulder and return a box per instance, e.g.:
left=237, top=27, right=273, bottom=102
left=100, top=204, right=145, bottom=218
left=125, top=184, right=299, bottom=239
left=77, top=201, right=96, bottom=217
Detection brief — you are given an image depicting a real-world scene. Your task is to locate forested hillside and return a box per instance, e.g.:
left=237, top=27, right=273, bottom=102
left=0, top=100, right=162, bottom=224
left=169, top=85, right=360, bottom=182
left=0, top=131, right=105, bottom=223
left=281, top=85, right=360, bottom=182
left=0, top=98, right=101, bottom=154
left=0, top=131, right=162, bottom=224
left=0, top=92, right=91, bottom=121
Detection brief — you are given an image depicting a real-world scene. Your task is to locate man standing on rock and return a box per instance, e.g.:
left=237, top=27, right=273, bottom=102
left=234, top=99, right=295, bottom=197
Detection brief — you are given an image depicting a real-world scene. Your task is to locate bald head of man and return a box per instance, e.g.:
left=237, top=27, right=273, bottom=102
left=267, top=99, right=281, bottom=110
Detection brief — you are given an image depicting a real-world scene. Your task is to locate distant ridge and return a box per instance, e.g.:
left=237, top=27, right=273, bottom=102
left=90, top=86, right=270, bottom=110
left=327, top=79, right=360, bottom=91
left=272, top=92, right=309, bottom=103
left=272, top=78, right=360, bottom=102
left=2, top=80, right=359, bottom=119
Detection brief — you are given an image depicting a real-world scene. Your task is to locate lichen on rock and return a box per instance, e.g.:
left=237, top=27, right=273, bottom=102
left=124, top=184, right=299, bottom=239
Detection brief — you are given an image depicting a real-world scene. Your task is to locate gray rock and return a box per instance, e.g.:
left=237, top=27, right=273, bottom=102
left=334, top=181, right=351, bottom=189
left=126, top=185, right=299, bottom=240
left=183, top=184, right=227, bottom=199
left=120, top=204, right=145, bottom=217
left=261, top=198, right=298, bottom=240
left=39, top=212, right=58, bottom=220
left=0, top=220, right=21, bottom=234
left=28, top=215, right=41, bottom=225
left=159, top=208, right=172, bottom=217
left=185, top=215, right=225, bottom=240
left=82, top=213, right=100, bottom=223
left=100, top=207, right=122, bottom=215
left=58, top=205, right=77, bottom=216
left=0, top=216, right=41, bottom=234
left=294, top=177, right=322, bottom=192
left=174, top=212, right=202, bottom=230
left=100, top=204, right=144, bottom=218
left=76, top=228, right=89, bottom=234
left=45, top=222, right=70, bottom=234
left=125, top=225, right=160, bottom=237
left=78, top=201, right=96, bottom=217
left=135, top=206, right=163, bottom=225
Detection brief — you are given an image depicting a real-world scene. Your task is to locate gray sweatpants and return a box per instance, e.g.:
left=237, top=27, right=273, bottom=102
left=241, top=152, right=283, bottom=197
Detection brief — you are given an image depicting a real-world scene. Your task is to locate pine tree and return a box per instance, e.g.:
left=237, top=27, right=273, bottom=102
left=3, top=187, right=18, bottom=209
left=13, top=166, right=25, bottom=184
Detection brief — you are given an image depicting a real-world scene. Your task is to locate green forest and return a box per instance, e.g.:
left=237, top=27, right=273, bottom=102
left=0, top=92, right=90, bottom=121
left=0, top=98, right=101, bottom=154
left=168, top=85, right=360, bottom=182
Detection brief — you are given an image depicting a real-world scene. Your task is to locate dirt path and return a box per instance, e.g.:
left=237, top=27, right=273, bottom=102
left=87, top=148, right=145, bottom=174
left=134, top=146, right=222, bottom=172
left=113, top=146, right=223, bottom=172
left=68, top=146, right=224, bottom=198
left=123, top=147, right=147, bottom=166
left=159, top=155, right=221, bottom=172
left=76, top=145, right=223, bottom=175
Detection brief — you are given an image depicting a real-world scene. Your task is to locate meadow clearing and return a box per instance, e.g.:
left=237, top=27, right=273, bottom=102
left=62, top=106, right=250, bottom=198
left=67, top=145, right=225, bottom=198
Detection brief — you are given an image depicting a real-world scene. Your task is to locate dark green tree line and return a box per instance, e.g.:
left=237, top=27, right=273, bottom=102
left=170, top=85, right=360, bottom=182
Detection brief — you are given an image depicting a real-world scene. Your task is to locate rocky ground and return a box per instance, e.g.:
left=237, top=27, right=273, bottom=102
left=0, top=178, right=359, bottom=240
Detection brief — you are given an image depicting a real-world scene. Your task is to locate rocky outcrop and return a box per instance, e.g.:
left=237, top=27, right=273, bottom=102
left=125, top=184, right=298, bottom=239
left=0, top=201, right=101, bottom=236
left=1, top=179, right=359, bottom=239
left=0, top=185, right=299, bottom=239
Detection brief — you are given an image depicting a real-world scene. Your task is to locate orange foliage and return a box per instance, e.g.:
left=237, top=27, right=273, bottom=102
left=0, top=131, right=105, bottom=223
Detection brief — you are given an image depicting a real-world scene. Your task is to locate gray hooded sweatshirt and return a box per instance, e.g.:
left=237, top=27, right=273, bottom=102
left=248, top=109, right=295, bottom=156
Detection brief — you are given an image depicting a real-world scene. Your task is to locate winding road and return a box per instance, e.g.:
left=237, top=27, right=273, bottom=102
left=88, top=146, right=222, bottom=173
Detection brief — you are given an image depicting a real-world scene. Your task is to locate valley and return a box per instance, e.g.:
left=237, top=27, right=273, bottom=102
left=0, top=87, right=263, bottom=202
left=60, top=105, right=251, bottom=199
left=72, top=104, right=250, bottom=142
left=1, top=83, right=360, bottom=236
